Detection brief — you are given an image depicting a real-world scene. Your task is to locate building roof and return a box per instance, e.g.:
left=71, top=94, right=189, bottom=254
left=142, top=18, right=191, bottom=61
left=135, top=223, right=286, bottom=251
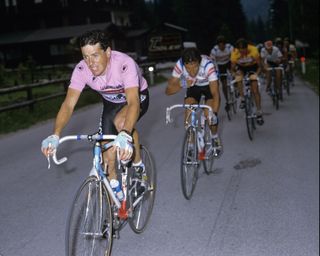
left=0, top=22, right=112, bottom=45
left=163, top=23, right=188, bottom=32
left=125, top=28, right=149, bottom=38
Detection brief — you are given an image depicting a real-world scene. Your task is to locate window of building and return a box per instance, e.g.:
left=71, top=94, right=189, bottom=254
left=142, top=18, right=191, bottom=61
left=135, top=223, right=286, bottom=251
left=50, top=44, right=67, bottom=56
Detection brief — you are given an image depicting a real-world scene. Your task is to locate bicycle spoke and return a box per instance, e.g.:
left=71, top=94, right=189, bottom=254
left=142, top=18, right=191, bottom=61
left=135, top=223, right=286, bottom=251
left=181, top=127, right=199, bottom=200
left=129, top=145, right=156, bottom=233
left=245, top=96, right=254, bottom=141
left=203, top=120, right=214, bottom=174
left=66, top=177, right=113, bottom=256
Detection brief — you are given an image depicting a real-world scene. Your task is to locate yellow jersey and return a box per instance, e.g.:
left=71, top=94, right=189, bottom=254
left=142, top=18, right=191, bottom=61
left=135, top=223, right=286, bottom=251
left=231, top=44, right=260, bottom=67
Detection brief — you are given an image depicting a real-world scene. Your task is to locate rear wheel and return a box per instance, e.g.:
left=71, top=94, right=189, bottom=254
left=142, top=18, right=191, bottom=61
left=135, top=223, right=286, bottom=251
left=66, top=176, right=113, bottom=256
left=285, top=74, right=290, bottom=95
left=181, top=127, right=199, bottom=200
left=129, top=145, right=156, bottom=233
left=245, top=96, right=254, bottom=141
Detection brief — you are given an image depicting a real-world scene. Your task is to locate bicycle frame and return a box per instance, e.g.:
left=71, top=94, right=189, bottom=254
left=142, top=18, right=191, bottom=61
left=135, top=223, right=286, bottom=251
left=266, top=66, right=283, bottom=93
left=52, top=134, right=135, bottom=213
left=231, top=73, right=257, bottom=140
left=166, top=104, right=216, bottom=155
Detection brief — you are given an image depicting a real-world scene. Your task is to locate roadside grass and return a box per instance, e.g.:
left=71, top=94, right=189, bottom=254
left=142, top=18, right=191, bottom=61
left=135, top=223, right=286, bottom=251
left=0, top=90, right=101, bottom=134
left=297, top=58, right=319, bottom=94
left=0, top=73, right=167, bottom=135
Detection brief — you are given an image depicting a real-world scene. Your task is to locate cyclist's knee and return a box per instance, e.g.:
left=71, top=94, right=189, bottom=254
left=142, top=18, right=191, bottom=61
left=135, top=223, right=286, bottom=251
left=185, top=97, right=197, bottom=104
left=249, top=73, right=258, bottom=80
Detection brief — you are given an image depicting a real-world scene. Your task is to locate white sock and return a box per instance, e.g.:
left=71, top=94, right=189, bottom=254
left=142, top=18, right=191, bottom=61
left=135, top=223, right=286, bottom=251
left=212, top=133, right=218, bottom=139
left=133, top=160, right=142, bottom=167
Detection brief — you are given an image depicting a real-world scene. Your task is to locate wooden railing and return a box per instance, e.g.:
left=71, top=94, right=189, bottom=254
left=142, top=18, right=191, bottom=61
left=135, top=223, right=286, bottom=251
left=0, top=78, right=69, bottom=113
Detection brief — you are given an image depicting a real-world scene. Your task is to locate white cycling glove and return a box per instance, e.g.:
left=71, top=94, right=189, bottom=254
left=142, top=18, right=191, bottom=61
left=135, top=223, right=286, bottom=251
left=41, top=134, right=59, bottom=153
left=180, top=76, right=195, bottom=88
left=113, top=131, right=133, bottom=160
left=180, top=76, right=188, bottom=88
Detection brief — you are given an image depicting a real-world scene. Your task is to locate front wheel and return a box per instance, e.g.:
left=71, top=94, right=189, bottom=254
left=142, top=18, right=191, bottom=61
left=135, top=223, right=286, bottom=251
left=181, top=127, right=199, bottom=200
left=203, top=120, right=214, bottom=174
left=128, top=145, right=156, bottom=233
left=65, top=176, right=113, bottom=256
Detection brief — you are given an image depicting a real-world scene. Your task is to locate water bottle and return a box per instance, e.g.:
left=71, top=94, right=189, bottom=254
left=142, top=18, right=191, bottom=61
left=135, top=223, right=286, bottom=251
left=197, top=129, right=205, bottom=160
left=110, top=179, right=124, bottom=201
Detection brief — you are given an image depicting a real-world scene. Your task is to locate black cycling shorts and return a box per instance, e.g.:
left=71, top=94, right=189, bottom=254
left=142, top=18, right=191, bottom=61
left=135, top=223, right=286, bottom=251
left=185, top=85, right=213, bottom=102
left=267, top=61, right=280, bottom=68
left=99, top=89, right=149, bottom=135
left=237, top=64, right=258, bottom=75
left=217, top=62, right=231, bottom=76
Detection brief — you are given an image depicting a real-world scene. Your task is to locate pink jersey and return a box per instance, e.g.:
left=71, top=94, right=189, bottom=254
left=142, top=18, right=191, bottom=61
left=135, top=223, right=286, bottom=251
left=69, top=51, right=148, bottom=103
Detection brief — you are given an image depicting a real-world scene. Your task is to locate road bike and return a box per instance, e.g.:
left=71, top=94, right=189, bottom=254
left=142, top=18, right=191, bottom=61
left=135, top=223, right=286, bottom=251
left=166, top=103, right=218, bottom=200
left=220, top=72, right=238, bottom=121
left=232, top=73, right=257, bottom=141
left=267, top=66, right=284, bottom=110
left=284, top=60, right=295, bottom=95
left=48, top=133, right=156, bottom=256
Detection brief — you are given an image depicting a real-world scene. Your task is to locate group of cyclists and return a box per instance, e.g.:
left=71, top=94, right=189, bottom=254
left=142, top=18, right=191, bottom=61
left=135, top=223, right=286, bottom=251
left=41, top=28, right=298, bottom=181
left=165, top=35, right=297, bottom=156
left=40, top=29, right=297, bottom=228
left=41, top=27, right=298, bottom=181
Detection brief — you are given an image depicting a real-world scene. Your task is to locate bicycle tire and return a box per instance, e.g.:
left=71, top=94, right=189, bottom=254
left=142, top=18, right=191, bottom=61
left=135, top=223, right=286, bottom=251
left=275, top=92, right=279, bottom=110
left=203, top=120, right=214, bottom=174
left=65, top=176, right=113, bottom=256
left=231, top=91, right=237, bottom=114
left=245, top=96, right=254, bottom=141
left=226, top=89, right=232, bottom=121
left=129, top=145, right=156, bottom=233
left=226, top=106, right=231, bottom=121
left=180, top=127, right=199, bottom=200
left=226, top=85, right=236, bottom=120
left=285, top=74, right=290, bottom=95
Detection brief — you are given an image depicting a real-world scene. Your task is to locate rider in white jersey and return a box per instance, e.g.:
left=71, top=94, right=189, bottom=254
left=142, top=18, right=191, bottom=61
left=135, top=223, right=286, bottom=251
left=260, top=40, right=283, bottom=94
left=210, top=35, right=234, bottom=111
left=166, top=47, right=222, bottom=156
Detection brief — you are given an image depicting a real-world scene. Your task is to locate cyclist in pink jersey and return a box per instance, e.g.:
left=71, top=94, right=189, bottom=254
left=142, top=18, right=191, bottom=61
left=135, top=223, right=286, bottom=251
left=41, top=30, right=149, bottom=183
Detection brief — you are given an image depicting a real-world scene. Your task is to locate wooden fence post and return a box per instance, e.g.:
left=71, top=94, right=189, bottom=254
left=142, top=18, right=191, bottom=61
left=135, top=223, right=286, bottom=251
left=26, top=87, right=34, bottom=112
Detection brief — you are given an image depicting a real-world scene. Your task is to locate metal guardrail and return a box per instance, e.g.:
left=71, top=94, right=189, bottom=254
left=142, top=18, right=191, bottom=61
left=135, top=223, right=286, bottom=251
left=0, top=78, right=69, bottom=113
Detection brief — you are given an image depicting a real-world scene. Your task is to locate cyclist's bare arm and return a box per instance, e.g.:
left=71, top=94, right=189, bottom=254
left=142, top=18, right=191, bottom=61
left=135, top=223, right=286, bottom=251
left=256, top=56, right=262, bottom=75
left=166, top=76, right=182, bottom=95
left=230, top=62, right=237, bottom=76
left=54, top=87, right=81, bottom=137
left=208, top=80, right=220, bottom=113
left=41, top=87, right=81, bottom=157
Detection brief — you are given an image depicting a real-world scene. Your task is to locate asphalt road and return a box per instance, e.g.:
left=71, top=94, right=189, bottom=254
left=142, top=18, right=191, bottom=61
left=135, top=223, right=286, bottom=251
left=0, top=76, right=318, bottom=256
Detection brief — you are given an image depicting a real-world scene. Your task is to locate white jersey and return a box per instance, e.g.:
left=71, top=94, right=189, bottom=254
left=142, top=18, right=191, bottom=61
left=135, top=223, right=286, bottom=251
left=172, top=55, right=218, bottom=86
left=260, top=46, right=283, bottom=63
left=210, top=43, right=233, bottom=65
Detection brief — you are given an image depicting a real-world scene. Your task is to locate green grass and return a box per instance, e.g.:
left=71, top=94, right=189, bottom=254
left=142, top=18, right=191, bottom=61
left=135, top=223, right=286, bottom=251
left=0, top=90, right=100, bottom=134
left=297, top=58, right=319, bottom=94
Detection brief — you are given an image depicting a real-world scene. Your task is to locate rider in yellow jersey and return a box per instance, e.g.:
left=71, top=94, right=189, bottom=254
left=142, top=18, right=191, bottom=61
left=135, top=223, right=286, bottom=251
left=231, top=38, right=264, bottom=125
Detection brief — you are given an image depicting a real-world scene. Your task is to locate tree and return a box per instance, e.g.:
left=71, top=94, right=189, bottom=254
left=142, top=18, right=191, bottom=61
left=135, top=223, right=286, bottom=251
left=131, top=0, right=248, bottom=53
left=268, top=0, right=318, bottom=54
